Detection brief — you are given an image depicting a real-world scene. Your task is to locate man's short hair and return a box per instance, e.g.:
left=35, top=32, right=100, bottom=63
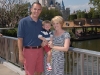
left=31, top=2, right=42, bottom=7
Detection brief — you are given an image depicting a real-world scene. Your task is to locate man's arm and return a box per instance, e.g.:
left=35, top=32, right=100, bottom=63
left=18, top=38, right=24, bottom=64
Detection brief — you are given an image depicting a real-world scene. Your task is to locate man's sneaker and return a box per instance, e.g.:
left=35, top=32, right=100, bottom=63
left=47, top=65, right=52, bottom=71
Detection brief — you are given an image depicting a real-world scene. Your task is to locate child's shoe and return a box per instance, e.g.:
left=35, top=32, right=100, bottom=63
left=47, top=65, right=52, bottom=71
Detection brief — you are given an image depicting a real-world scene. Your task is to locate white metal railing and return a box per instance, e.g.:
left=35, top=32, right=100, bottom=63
left=66, top=47, right=100, bottom=75
left=0, top=36, right=20, bottom=67
left=0, top=36, right=100, bottom=75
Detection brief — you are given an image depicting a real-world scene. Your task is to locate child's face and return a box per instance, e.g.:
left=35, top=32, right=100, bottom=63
left=43, top=23, right=51, bottom=31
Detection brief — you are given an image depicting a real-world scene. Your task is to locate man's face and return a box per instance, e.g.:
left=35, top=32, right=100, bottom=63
left=31, top=4, right=42, bottom=18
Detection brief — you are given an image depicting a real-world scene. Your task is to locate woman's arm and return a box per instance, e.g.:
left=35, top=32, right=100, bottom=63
left=49, top=38, right=70, bottom=52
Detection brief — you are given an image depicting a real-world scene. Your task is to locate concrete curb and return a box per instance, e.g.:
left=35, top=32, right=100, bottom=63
left=0, top=57, right=25, bottom=75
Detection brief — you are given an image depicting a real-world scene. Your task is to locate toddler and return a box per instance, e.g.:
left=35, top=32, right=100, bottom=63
left=38, top=20, right=53, bottom=71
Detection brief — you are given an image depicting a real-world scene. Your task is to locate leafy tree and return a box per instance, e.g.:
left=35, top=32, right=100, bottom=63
left=89, top=0, right=100, bottom=16
left=81, top=11, right=86, bottom=18
left=69, top=14, right=77, bottom=21
left=87, top=12, right=92, bottom=19
left=76, top=10, right=81, bottom=19
left=87, top=7, right=99, bottom=19
left=0, top=0, right=28, bottom=27
left=39, top=7, right=62, bottom=21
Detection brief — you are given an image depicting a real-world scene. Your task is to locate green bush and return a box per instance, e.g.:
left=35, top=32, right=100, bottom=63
left=2, top=29, right=17, bottom=37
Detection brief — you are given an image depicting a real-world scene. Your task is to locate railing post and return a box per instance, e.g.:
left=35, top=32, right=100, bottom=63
left=5, top=38, right=8, bottom=61
left=97, top=57, right=99, bottom=75
left=80, top=53, right=84, bottom=75
left=10, top=39, right=15, bottom=63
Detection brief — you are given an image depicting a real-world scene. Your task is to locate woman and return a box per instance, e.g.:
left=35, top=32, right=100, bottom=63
left=44, top=16, right=70, bottom=75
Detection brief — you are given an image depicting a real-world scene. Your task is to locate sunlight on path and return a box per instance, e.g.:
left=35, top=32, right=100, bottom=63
left=0, top=64, right=20, bottom=75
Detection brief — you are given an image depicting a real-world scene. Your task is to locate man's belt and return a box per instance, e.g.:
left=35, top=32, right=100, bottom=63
left=24, top=46, right=42, bottom=49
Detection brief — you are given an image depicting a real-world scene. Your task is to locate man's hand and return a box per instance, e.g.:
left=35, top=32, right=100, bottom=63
left=0, top=33, right=3, bottom=37
left=19, top=53, right=24, bottom=64
left=43, top=40, right=48, bottom=45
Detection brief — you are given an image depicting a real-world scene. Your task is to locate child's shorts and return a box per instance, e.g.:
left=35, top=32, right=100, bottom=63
left=43, top=45, right=51, bottom=53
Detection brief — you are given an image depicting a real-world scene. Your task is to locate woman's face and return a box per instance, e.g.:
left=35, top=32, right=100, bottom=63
left=52, top=21, right=62, bottom=31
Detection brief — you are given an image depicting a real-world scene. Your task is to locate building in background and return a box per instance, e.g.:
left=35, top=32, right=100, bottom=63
left=36, top=0, right=70, bottom=20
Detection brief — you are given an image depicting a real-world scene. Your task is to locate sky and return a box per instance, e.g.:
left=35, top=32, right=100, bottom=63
left=62, top=0, right=92, bottom=13
left=28, top=0, right=93, bottom=13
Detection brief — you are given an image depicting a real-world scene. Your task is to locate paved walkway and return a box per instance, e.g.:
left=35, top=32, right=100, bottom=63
left=0, top=64, right=19, bottom=75
left=0, top=57, right=25, bottom=75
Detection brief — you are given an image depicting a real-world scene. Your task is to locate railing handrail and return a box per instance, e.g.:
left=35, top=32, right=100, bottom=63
left=0, top=28, right=14, bottom=30
left=69, top=47, right=100, bottom=57
left=2, top=36, right=17, bottom=40
left=1, top=36, right=100, bottom=57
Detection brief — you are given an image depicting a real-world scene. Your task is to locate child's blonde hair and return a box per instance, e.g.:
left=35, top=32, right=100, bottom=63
left=51, top=16, right=64, bottom=27
left=42, top=20, right=51, bottom=26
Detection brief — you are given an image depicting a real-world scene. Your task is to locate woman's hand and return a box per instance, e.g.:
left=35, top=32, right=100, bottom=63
left=48, top=41, right=54, bottom=48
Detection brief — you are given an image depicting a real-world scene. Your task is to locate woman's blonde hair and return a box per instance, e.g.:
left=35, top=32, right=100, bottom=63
left=51, top=16, right=64, bottom=27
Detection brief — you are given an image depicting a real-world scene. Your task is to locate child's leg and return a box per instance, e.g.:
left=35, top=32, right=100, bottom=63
left=46, top=50, right=52, bottom=71
left=43, top=45, right=52, bottom=64
left=47, top=50, right=52, bottom=63
left=43, top=45, right=52, bottom=71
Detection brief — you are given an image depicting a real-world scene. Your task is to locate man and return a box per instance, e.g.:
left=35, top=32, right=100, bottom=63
left=17, top=2, right=44, bottom=75
left=0, top=33, right=2, bottom=36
